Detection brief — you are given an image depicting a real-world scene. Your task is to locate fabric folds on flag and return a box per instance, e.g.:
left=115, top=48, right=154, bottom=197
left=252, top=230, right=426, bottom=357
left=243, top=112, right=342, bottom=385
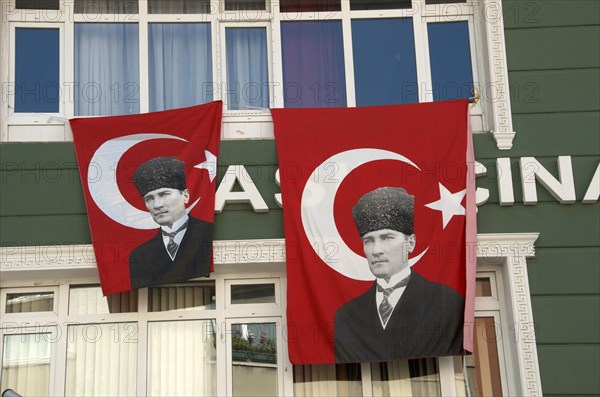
left=71, top=101, right=222, bottom=295
left=272, top=100, right=476, bottom=364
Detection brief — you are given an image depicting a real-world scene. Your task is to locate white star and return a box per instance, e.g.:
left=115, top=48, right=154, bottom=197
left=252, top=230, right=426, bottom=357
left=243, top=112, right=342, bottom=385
left=194, top=150, right=217, bottom=182
left=425, top=183, right=466, bottom=229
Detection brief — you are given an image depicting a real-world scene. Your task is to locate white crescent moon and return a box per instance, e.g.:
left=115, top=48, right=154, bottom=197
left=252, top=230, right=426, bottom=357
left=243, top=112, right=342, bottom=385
left=301, top=148, right=428, bottom=281
left=88, top=133, right=199, bottom=230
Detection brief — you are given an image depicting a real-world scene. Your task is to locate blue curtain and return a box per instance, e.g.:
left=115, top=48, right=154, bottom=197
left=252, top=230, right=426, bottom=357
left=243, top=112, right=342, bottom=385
left=281, top=21, right=346, bottom=108
left=225, top=27, right=269, bottom=110
left=75, top=23, right=139, bottom=116
left=149, top=23, right=213, bottom=111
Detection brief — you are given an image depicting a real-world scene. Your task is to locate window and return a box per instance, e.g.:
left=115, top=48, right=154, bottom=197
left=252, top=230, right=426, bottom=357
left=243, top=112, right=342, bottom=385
left=3, top=0, right=515, bottom=145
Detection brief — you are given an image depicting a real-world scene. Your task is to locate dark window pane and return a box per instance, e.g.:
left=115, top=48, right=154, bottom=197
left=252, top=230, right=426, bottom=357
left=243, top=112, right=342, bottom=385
left=6, top=292, right=54, bottom=313
left=15, top=28, right=60, bottom=113
left=231, top=284, right=275, bottom=304
left=428, top=21, right=473, bottom=101
left=148, top=0, right=211, bottom=13
left=281, top=21, right=346, bottom=108
left=350, top=0, right=411, bottom=10
left=352, top=18, right=418, bottom=106
left=74, top=0, right=138, bottom=14
left=225, top=0, right=266, bottom=11
left=16, top=0, right=59, bottom=9
left=280, top=0, right=340, bottom=12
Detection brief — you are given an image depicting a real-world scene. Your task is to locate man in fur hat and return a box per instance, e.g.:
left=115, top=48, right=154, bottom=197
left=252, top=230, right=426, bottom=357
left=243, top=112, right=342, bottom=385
left=129, top=157, right=212, bottom=289
left=334, top=187, right=464, bottom=363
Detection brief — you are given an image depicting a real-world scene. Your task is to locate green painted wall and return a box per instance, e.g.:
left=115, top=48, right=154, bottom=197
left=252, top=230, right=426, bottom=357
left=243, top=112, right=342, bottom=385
left=0, top=1, right=599, bottom=394
left=502, top=1, right=599, bottom=395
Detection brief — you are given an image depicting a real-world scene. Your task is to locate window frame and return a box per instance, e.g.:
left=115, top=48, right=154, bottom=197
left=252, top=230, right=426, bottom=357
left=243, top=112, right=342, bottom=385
left=2, top=0, right=516, bottom=147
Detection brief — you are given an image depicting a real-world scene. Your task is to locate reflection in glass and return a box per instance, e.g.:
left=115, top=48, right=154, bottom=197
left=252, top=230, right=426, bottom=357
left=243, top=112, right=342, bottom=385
left=148, top=0, right=211, bottom=13
left=475, top=278, right=493, bottom=297
left=294, top=363, right=362, bottom=396
left=231, top=322, right=277, bottom=396
left=225, top=0, right=266, bottom=11
left=148, top=320, right=217, bottom=396
left=66, top=323, right=138, bottom=396
left=279, top=0, right=340, bottom=12
left=69, top=286, right=137, bottom=314
left=350, top=0, right=411, bottom=10
left=1, top=333, right=51, bottom=396
left=74, top=0, right=138, bottom=14
left=6, top=292, right=54, bottom=313
left=231, top=283, right=275, bottom=304
left=371, top=359, right=441, bottom=396
left=148, top=283, right=215, bottom=312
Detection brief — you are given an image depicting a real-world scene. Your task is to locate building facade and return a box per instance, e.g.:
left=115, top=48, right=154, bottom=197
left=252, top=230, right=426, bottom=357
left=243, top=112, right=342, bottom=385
left=0, top=0, right=598, bottom=396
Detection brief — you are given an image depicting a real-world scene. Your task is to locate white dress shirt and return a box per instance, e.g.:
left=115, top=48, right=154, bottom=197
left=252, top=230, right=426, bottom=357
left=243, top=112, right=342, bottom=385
left=160, top=214, right=189, bottom=260
left=375, top=267, right=411, bottom=329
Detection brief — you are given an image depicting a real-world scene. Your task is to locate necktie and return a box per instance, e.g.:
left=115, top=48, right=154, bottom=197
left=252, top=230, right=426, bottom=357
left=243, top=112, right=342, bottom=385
left=162, top=221, right=189, bottom=259
left=377, top=276, right=411, bottom=326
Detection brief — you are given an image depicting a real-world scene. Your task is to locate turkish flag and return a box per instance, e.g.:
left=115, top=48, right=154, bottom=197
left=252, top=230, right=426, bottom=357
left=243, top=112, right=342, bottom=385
left=272, top=100, right=476, bottom=364
left=71, top=102, right=222, bottom=295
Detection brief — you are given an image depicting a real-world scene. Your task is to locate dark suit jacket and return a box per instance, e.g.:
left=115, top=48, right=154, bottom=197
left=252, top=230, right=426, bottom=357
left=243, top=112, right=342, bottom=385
left=334, top=271, right=464, bottom=363
left=129, top=217, right=213, bottom=289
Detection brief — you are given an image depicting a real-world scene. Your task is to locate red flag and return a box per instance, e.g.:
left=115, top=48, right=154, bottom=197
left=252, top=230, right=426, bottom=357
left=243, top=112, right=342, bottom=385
left=71, top=102, right=222, bottom=295
left=272, top=100, right=476, bottom=364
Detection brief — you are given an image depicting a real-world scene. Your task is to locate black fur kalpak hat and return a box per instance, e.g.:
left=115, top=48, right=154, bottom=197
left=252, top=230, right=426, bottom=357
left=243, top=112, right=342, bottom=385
left=132, top=157, right=187, bottom=197
left=352, top=187, right=415, bottom=237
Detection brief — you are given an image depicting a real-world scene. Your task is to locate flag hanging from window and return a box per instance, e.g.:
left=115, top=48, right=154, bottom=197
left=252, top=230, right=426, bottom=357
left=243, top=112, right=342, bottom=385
left=71, top=101, right=222, bottom=295
left=272, top=100, right=476, bottom=364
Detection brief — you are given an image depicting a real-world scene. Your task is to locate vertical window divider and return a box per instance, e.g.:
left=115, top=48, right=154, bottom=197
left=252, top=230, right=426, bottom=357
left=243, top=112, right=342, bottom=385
left=53, top=283, right=70, bottom=396
left=215, top=275, right=228, bottom=396
left=412, top=0, right=433, bottom=103
left=136, top=287, right=149, bottom=397
left=438, top=356, right=459, bottom=396
left=271, top=3, right=284, bottom=108
left=341, top=2, right=356, bottom=107
left=64, top=3, right=75, bottom=124
left=138, top=1, right=150, bottom=113
left=211, top=12, right=222, bottom=103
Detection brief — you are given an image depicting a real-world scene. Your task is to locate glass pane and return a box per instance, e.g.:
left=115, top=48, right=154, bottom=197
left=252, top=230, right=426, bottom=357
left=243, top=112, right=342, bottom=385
left=148, top=0, right=211, bottom=13
left=1, top=333, right=51, bottom=396
left=16, top=0, right=59, bottom=9
left=231, top=322, right=277, bottom=396
left=350, top=0, right=411, bottom=10
left=225, top=27, right=269, bottom=110
left=6, top=292, right=54, bottom=313
left=147, top=320, right=216, bottom=396
left=294, top=363, right=362, bottom=396
left=75, top=23, right=140, bottom=116
left=149, top=23, right=213, bottom=111
left=281, top=21, right=346, bottom=108
left=231, top=284, right=275, bottom=304
left=148, top=283, right=216, bottom=312
left=465, top=317, right=503, bottom=396
left=428, top=21, right=474, bottom=101
left=475, top=278, right=492, bottom=297
left=74, top=0, right=138, bottom=14
left=280, top=0, right=340, bottom=12
left=352, top=18, right=418, bottom=106
left=66, top=323, right=138, bottom=396
left=371, top=359, right=441, bottom=397
left=15, top=28, right=60, bottom=113
left=69, top=286, right=138, bottom=314
left=225, top=0, right=266, bottom=11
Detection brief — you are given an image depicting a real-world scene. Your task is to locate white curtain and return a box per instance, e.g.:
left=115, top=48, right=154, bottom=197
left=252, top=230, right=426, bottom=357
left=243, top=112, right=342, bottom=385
left=293, top=364, right=362, bottom=397
left=65, top=323, right=137, bottom=396
left=75, top=23, right=139, bottom=116
left=225, top=27, right=269, bottom=110
left=69, top=286, right=138, bottom=315
left=1, top=334, right=51, bottom=397
left=147, top=320, right=216, bottom=396
left=371, top=359, right=441, bottom=397
left=148, top=285, right=215, bottom=311
left=149, top=23, right=213, bottom=112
